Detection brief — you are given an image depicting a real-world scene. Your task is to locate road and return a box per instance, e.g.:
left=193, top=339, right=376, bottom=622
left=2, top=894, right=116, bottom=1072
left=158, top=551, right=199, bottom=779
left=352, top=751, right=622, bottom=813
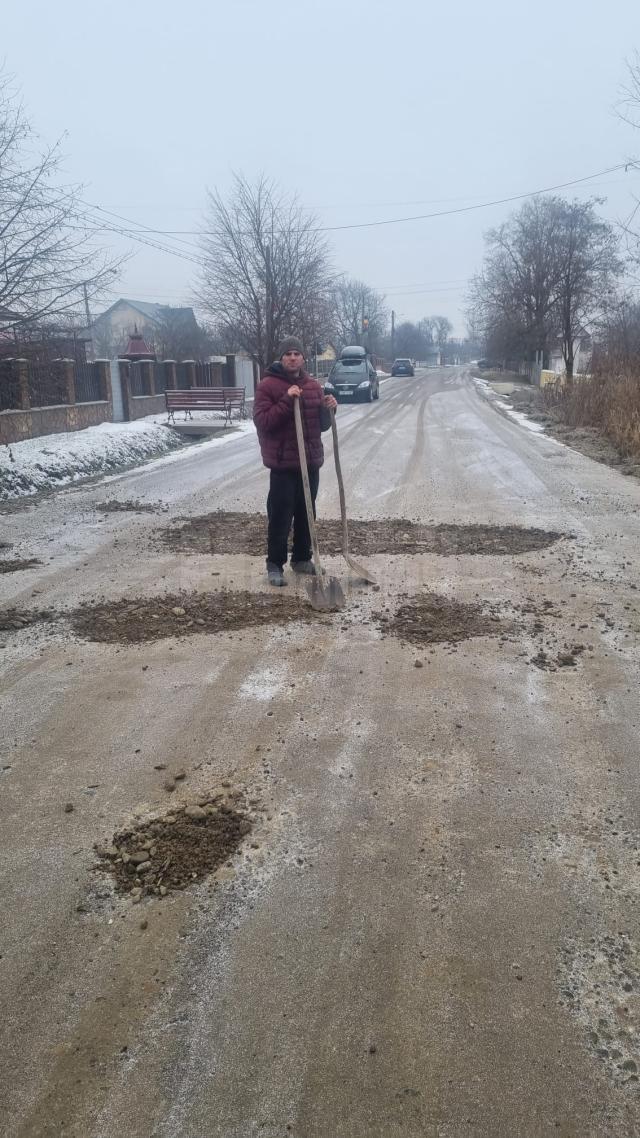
left=2, top=366, right=640, bottom=1137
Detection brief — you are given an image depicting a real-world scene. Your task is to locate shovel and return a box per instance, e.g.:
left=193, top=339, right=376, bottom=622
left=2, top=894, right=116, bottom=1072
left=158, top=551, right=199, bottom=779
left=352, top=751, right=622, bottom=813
left=329, top=408, right=377, bottom=585
left=293, top=397, right=345, bottom=612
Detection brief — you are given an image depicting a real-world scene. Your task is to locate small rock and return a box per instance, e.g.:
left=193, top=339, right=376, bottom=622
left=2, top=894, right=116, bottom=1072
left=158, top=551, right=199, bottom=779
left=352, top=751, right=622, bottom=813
left=185, top=805, right=207, bottom=820
left=172, top=606, right=186, bottom=616
left=64, top=802, right=74, bottom=813
left=174, top=769, right=187, bottom=781
left=130, top=851, right=150, bottom=865
left=139, top=919, right=148, bottom=930
left=154, top=763, right=167, bottom=770
left=414, top=660, right=423, bottom=668
left=369, top=1044, right=377, bottom=1054
left=163, top=779, right=177, bottom=793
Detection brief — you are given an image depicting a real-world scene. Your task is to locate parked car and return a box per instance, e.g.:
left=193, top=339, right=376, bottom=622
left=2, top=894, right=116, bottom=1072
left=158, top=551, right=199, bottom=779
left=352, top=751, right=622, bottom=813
left=324, top=346, right=380, bottom=402
left=391, top=358, right=415, bottom=377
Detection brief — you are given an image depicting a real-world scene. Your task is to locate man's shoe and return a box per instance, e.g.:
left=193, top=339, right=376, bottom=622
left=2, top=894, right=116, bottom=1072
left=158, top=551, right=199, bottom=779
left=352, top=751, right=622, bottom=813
left=291, top=560, right=316, bottom=575
left=267, top=562, right=287, bottom=587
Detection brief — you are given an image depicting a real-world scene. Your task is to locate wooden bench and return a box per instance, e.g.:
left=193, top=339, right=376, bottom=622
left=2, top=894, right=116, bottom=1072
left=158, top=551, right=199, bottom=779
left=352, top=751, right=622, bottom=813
left=165, top=386, right=246, bottom=426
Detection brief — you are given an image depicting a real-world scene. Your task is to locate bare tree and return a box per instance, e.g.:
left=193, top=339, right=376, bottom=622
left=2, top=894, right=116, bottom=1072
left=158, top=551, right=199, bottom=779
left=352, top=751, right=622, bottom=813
left=552, top=199, right=621, bottom=376
left=0, top=71, right=124, bottom=330
left=470, top=196, right=621, bottom=376
left=430, top=315, right=453, bottom=356
left=328, top=278, right=388, bottom=351
left=196, top=174, right=331, bottom=370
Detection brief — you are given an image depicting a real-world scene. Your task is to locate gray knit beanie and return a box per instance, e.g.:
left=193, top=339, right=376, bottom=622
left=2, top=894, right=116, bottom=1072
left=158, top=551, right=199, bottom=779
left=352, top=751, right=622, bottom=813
left=277, top=336, right=305, bottom=359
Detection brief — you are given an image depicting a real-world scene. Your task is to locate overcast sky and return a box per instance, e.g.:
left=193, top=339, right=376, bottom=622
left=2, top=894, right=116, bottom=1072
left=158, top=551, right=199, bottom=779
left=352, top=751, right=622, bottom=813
left=4, top=0, right=640, bottom=334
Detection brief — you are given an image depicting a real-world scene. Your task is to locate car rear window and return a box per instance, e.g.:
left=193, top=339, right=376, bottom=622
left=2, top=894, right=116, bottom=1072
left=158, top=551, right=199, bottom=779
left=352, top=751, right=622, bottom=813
left=333, top=361, right=367, bottom=376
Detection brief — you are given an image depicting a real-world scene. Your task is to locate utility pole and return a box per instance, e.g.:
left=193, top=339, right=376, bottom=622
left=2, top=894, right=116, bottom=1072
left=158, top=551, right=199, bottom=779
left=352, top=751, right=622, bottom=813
left=83, top=282, right=95, bottom=361
left=265, top=244, right=272, bottom=368
left=391, top=309, right=396, bottom=361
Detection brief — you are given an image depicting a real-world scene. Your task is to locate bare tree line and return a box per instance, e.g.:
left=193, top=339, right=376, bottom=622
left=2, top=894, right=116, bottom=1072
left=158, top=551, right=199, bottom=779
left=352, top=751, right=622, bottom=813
left=0, top=72, right=124, bottom=333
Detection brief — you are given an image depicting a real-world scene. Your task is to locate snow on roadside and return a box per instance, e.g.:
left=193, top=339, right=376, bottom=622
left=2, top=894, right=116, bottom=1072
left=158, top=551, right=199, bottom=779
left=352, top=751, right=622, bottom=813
left=0, top=416, right=254, bottom=501
left=471, top=374, right=549, bottom=437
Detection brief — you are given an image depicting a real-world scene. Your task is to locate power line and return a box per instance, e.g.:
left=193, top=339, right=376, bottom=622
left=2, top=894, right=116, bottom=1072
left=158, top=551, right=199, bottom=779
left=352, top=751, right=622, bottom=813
left=119, top=161, right=636, bottom=236
left=318, top=163, right=638, bottom=232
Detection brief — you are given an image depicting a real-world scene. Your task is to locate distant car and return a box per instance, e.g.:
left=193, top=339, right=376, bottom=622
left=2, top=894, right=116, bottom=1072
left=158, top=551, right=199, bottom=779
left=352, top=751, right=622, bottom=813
left=324, top=346, right=380, bottom=402
left=391, top=358, right=415, bottom=377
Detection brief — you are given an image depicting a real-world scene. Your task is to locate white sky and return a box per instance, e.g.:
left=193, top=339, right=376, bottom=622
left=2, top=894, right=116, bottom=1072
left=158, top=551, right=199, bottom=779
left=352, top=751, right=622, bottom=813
left=4, top=0, right=640, bottom=334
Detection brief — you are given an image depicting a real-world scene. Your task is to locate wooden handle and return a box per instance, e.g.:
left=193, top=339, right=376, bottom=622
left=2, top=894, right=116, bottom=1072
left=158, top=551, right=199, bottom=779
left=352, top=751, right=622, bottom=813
left=293, top=398, right=324, bottom=578
left=330, top=409, right=349, bottom=558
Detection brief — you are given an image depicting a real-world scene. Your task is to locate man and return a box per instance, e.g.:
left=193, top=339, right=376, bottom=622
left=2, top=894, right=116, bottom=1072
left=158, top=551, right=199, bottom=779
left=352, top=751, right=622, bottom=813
left=254, top=337, right=338, bottom=586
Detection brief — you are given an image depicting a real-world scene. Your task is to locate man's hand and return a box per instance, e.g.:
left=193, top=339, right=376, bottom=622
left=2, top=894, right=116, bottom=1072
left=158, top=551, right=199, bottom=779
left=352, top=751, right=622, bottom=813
left=288, top=385, right=302, bottom=398
left=323, top=394, right=338, bottom=411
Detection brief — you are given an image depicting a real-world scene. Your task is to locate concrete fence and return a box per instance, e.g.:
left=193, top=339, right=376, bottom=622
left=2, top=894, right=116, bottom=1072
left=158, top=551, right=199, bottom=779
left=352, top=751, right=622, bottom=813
left=0, top=354, right=248, bottom=444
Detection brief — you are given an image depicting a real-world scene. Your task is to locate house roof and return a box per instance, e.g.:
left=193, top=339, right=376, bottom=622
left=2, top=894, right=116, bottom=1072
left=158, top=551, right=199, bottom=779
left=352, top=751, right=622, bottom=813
left=98, top=298, right=197, bottom=327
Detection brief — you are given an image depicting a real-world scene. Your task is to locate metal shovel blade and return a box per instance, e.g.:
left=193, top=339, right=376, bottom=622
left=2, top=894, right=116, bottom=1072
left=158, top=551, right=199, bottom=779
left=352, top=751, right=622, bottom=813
left=305, top=572, right=346, bottom=612
left=342, top=552, right=376, bottom=585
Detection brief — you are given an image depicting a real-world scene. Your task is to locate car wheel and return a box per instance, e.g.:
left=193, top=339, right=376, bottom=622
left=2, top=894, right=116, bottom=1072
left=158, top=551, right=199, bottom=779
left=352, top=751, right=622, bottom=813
left=365, top=385, right=373, bottom=403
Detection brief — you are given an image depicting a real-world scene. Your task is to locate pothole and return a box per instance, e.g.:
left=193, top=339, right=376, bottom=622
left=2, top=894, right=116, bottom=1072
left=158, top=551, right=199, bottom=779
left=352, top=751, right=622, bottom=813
left=96, top=799, right=251, bottom=899
left=374, top=592, right=507, bottom=646
left=157, top=511, right=567, bottom=557
left=96, top=499, right=166, bottom=514
left=559, top=934, right=640, bottom=1088
left=0, top=557, right=42, bottom=574
left=69, top=589, right=319, bottom=643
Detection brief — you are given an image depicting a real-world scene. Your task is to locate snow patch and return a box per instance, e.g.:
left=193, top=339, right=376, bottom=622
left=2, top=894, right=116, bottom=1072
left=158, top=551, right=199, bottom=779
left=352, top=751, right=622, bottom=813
left=0, top=416, right=256, bottom=501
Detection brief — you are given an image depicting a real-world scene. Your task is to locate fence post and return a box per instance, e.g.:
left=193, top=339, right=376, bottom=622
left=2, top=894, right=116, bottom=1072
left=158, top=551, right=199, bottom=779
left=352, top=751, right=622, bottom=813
left=15, top=359, right=30, bottom=410
left=94, top=360, right=112, bottom=403
left=119, top=361, right=132, bottom=421
left=60, top=358, right=76, bottom=404
left=164, top=360, right=177, bottom=389
left=225, top=354, right=237, bottom=387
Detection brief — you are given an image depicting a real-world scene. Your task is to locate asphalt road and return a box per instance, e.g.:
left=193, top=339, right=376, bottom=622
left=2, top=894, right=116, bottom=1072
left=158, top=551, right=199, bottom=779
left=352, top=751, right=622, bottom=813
left=2, top=367, right=640, bottom=1137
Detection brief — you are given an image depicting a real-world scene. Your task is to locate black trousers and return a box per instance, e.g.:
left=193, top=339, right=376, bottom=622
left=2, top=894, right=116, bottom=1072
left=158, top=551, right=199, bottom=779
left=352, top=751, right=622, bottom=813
left=267, top=467, right=320, bottom=568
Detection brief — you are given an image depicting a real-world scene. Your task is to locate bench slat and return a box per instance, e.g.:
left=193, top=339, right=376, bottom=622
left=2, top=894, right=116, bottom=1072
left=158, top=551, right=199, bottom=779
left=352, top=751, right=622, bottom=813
left=165, top=385, right=247, bottom=423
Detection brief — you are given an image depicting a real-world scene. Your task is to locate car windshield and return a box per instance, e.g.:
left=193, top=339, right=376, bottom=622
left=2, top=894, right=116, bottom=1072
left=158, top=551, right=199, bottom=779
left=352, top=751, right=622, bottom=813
left=395, top=360, right=411, bottom=366
left=333, top=361, right=367, bottom=378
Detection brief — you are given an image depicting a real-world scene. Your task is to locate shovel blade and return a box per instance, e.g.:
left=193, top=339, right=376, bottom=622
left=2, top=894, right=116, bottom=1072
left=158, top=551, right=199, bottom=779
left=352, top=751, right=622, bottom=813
left=305, top=574, right=346, bottom=612
left=343, top=553, right=376, bottom=585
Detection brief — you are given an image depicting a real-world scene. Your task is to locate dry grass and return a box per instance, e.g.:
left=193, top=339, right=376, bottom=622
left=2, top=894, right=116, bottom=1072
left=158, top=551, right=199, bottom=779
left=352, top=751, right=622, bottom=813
left=543, top=365, right=640, bottom=459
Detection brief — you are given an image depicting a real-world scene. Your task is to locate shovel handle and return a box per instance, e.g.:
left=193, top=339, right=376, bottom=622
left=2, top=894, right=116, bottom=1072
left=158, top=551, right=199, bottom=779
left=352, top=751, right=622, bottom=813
left=330, top=409, right=350, bottom=558
left=293, top=397, right=325, bottom=578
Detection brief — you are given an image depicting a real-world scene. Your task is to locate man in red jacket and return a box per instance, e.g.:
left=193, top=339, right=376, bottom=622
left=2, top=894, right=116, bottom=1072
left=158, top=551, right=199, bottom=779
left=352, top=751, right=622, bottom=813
left=254, top=337, right=337, bottom=586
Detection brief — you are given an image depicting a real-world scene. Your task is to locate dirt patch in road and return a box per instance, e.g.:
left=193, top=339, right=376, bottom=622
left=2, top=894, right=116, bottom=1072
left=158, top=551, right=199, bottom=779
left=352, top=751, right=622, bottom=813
left=375, top=592, right=507, bottom=646
left=0, top=557, right=42, bottom=574
left=96, top=799, right=250, bottom=898
left=0, top=606, right=52, bottom=634
left=158, top=510, right=567, bottom=558
left=69, top=588, right=318, bottom=644
left=96, top=498, right=166, bottom=514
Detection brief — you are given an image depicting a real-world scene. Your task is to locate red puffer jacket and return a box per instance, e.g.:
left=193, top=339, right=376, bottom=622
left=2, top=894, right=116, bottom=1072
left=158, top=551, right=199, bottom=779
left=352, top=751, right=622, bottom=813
left=253, top=365, right=330, bottom=470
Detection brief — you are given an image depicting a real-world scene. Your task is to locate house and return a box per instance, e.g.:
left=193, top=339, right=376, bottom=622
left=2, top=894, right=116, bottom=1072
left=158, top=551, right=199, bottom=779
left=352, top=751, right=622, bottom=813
left=88, top=298, right=201, bottom=360
left=549, top=333, right=592, bottom=377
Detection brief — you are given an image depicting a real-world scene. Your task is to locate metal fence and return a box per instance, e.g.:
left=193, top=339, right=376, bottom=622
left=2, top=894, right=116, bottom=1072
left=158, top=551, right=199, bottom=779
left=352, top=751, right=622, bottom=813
left=175, top=362, right=189, bottom=390
left=153, top=361, right=167, bottom=393
left=128, top=361, right=147, bottom=397
left=0, top=360, right=21, bottom=411
left=75, top=362, right=103, bottom=403
left=27, top=362, right=68, bottom=408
